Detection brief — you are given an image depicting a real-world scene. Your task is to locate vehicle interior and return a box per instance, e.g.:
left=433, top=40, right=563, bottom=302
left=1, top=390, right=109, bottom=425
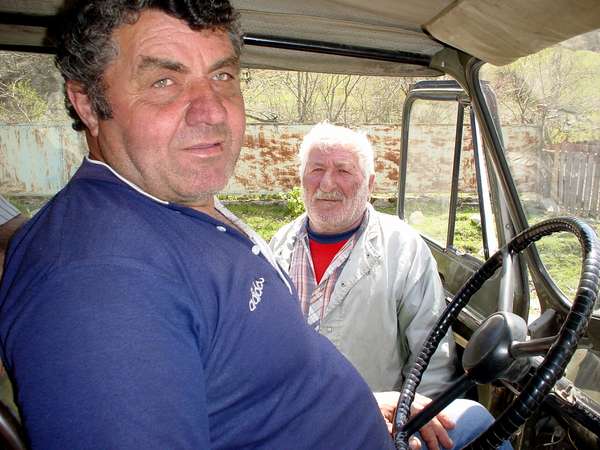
left=1, top=1, right=600, bottom=449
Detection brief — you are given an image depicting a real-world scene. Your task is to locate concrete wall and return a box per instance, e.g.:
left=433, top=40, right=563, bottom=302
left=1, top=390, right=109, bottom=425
left=0, top=123, right=542, bottom=197
left=0, top=125, right=87, bottom=195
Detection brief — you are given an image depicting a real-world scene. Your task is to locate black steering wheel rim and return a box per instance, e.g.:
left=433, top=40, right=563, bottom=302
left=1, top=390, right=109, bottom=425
left=393, top=217, right=600, bottom=449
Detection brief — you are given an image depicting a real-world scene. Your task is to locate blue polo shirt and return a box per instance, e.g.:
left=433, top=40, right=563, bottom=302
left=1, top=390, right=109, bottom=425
left=0, top=159, right=393, bottom=449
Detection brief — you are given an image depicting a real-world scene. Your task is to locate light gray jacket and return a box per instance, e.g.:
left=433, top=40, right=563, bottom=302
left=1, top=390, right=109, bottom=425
left=270, top=205, right=456, bottom=396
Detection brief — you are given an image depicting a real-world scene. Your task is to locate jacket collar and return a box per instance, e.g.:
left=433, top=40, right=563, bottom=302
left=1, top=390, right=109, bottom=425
left=317, top=203, right=383, bottom=314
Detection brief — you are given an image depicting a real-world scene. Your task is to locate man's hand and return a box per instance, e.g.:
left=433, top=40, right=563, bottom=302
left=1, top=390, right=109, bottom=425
left=373, top=391, right=398, bottom=434
left=373, top=391, right=455, bottom=450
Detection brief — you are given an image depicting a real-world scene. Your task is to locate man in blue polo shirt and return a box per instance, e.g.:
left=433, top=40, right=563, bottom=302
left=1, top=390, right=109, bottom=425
left=0, top=1, right=393, bottom=449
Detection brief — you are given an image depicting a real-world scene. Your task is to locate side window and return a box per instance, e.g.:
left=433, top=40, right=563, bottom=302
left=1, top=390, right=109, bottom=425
left=454, top=115, right=495, bottom=258
left=401, top=83, right=497, bottom=260
left=403, top=99, right=456, bottom=246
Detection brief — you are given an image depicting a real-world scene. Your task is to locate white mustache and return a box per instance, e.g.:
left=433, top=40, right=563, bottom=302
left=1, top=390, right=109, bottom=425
left=177, top=124, right=229, bottom=146
left=314, top=190, right=344, bottom=201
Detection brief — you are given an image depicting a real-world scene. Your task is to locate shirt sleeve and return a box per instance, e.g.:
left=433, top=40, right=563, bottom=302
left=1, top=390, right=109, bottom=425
left=4, top=259, right=211, bottom=449
left=0, top=195, right=20, bottom=226
left=397, top=238, right=457, bottom=398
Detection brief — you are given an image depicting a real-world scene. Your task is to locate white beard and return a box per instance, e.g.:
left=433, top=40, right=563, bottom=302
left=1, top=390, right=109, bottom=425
left=305, top=180, right=370, bottom=233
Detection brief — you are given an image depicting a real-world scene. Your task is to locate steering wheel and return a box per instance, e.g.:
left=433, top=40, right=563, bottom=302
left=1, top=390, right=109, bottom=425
left=393, top=217, right=600, bottom=449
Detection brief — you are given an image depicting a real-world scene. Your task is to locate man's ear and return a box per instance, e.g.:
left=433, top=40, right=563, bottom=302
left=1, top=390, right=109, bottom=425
left=66, top=81, right=99, bottom=136
left=368, top=174, right=375, bottom=193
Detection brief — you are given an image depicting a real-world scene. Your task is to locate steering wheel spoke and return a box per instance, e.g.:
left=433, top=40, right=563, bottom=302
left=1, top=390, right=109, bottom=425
left=510, top=335, right=558, bottom=359
left=400, top=374, right=476, bottom=438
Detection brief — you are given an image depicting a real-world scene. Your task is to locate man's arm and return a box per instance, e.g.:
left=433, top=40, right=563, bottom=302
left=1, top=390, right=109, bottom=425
left=392, top=234, right=458, bottom=449
left=398, top=237, right=457, bottom=397
left=2, top=261, right=211, bottom=449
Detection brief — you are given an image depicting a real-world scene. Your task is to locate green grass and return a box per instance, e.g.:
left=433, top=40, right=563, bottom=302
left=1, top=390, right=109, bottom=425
left=225, top=201, right=298, bottom=242
left=454, top=212, right=484, bottom=255
left=379, top=201, right=485, bottom=256
left=5, top=193, right=593, bottom=299
left=537, top=237, right=581, bottom=297
left=5, top=195, right=50, bottom=217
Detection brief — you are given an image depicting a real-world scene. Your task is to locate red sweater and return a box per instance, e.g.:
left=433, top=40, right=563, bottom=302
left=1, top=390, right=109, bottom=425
left=309, top=238, right=349, bottom=283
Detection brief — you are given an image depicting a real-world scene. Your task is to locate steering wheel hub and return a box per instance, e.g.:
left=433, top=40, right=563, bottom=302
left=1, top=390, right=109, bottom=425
left=462, top=312, right=530, bottom=384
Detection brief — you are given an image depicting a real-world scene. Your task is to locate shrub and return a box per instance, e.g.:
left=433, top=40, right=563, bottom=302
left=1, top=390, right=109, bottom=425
left=283, top=186, right=305, bottom=217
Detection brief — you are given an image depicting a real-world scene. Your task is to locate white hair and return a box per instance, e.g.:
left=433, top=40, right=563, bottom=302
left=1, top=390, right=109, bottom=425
left=298, top=122, right=375, bottom=178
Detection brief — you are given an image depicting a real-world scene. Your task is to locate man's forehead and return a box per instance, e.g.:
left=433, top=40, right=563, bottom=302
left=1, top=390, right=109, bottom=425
left=113, top=9, right=233, bottom=58
left=309, top=144, right=360, bottom=164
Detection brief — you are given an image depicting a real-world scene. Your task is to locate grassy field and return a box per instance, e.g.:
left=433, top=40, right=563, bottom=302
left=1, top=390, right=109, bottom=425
left=225, top=201, right=298, bottom=241
left=6, top=194, right=594, bottom=302
left=228, top=199, right=595, bottom=304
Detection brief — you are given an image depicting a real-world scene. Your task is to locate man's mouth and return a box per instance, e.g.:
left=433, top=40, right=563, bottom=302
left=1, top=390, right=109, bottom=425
left=314, top=191, right=344, bottom=202
left=183, top=142, right=223, bottom=157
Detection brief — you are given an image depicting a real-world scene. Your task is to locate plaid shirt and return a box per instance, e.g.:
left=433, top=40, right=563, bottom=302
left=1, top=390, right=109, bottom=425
left=0, top=195, right=20, bottom=225
left=289, top=211, right=368, bottom=331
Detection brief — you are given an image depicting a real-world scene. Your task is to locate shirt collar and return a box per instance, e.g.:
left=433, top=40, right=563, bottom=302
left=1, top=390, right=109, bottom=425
left=301, top=207, right=370, bottom=244
left=76, top=158, right=294, bottom=294
left=78, top=157, right=169, bottom=205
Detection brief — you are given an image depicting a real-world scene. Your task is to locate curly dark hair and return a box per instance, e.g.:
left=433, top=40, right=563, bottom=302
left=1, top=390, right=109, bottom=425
left=53, top=0, right=242, bottom=131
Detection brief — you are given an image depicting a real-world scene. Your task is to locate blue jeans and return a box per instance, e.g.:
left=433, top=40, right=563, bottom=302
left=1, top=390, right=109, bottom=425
left=415, top=399, right=513, bottom=450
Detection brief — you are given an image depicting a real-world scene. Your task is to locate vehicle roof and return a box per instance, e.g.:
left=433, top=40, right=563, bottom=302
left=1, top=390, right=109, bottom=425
left=1, top=0, right=600, bottom=76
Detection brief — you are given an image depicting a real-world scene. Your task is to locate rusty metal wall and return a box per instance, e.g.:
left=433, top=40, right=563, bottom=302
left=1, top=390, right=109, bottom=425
left=231, top=124, right=542, bottom=195
left=0, top=124, right=542, bottom=197
left=230, top=124, right=405, bottom=194
left=0, top=125, right=87, bottom=195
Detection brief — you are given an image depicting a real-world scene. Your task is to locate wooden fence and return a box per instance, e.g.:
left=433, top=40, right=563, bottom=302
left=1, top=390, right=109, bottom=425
left=543, top=143, right=600, bottom=219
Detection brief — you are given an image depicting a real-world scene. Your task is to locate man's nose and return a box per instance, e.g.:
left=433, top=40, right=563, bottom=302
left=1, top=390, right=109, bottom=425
left=185, top=80, right=227, bottom=126
left=319, top=169, right=337, bottom=191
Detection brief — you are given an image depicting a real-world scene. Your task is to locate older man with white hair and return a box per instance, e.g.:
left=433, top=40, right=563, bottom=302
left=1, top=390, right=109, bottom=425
left=271, top=122, right=512, bottom=450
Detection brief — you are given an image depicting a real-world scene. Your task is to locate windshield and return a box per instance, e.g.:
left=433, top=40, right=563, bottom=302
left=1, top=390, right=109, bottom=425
left=478, top=29, right=600, bottom=315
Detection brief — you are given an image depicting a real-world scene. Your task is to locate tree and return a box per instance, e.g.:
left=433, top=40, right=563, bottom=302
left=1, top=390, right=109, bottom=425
left=241, top=69, right=281, bottom=122
left=0, top=79, right=47, bottom=122
left=281, top=71, right=320, bottom=123
left=488, top=46, right=600, bottom=143
left=0, top=51, right=65, bottom=124
left=317, top=74, right=361, bottom=124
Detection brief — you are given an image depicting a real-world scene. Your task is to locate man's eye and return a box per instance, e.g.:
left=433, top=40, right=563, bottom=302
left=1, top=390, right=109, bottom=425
left=152, top=78, right=174, bottom=88
left=212, top=72, right=233, bottom=81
